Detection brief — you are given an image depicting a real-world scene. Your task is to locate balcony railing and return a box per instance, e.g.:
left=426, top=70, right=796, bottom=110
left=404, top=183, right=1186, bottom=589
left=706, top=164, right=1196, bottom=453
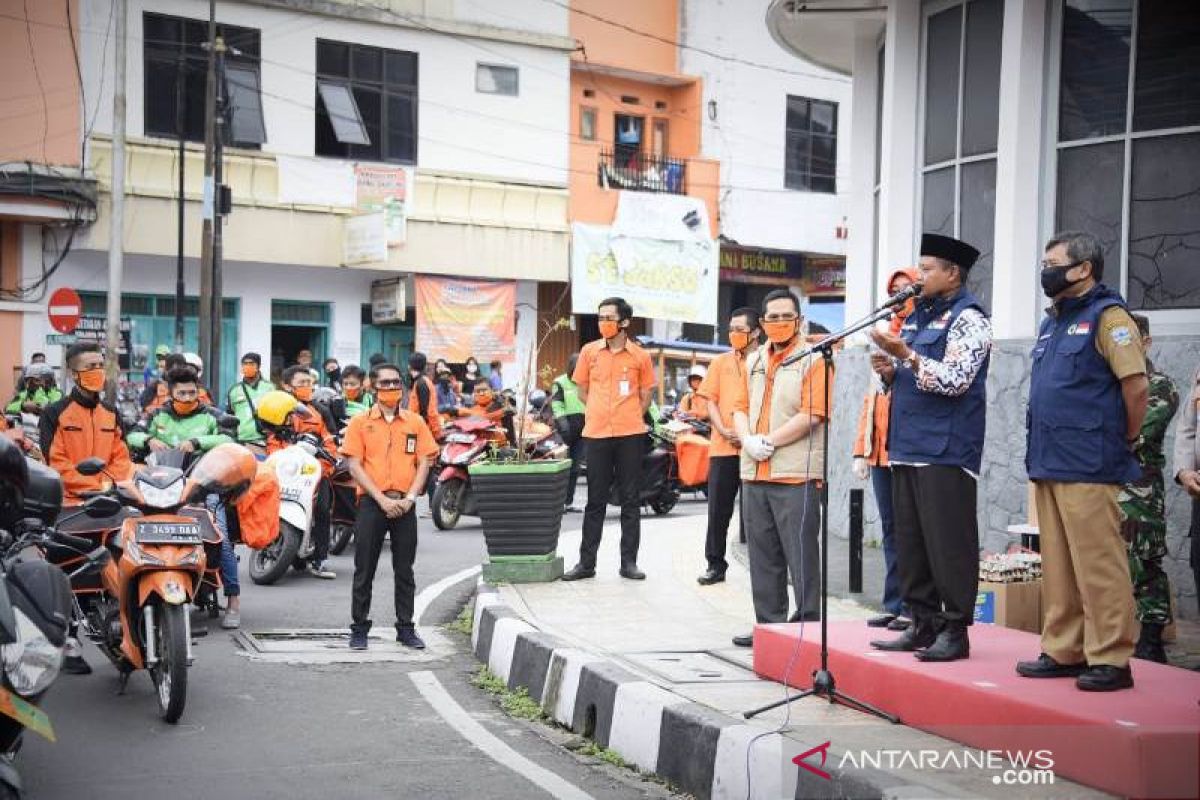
left=597, top=148, right=686, bottom=194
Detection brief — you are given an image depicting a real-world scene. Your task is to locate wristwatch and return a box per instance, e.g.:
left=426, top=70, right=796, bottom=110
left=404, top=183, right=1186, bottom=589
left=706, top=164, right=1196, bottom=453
left=903, top=351, right=920, bottom=371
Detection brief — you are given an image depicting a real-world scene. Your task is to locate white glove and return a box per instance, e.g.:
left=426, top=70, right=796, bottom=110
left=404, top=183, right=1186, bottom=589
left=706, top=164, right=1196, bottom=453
left=852, top=457, right=869, bottom=481
left=743, top=434, right=775, bottom=462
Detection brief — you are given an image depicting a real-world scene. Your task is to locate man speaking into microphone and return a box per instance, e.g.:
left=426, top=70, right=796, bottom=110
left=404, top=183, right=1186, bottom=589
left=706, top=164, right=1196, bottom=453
left=869, top=234, right=992, bottom=662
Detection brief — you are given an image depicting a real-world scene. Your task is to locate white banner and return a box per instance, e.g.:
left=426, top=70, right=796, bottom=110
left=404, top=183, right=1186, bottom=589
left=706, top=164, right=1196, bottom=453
left=571, top=223, right=719, bottom=325
left=612, top=191, right=711, bottom=243
left=276, top=155, right=356, bottom=208
left=343, top=212, right=388, bottom=267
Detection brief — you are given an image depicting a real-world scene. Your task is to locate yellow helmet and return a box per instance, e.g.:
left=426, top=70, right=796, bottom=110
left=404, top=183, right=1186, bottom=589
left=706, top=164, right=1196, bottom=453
left=255, top=390, right=300, bottom=429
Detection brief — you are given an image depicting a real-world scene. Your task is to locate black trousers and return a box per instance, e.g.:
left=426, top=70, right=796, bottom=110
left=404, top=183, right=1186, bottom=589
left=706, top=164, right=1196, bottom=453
left=581, top=434, right=643, bottom=567
left=311, top=478, right=331, bottom=563
left=350, top=496, right=418, bottom=635
left=704, top=455, right=741, bottom=573
left=891, top=465, right=979, bottom=625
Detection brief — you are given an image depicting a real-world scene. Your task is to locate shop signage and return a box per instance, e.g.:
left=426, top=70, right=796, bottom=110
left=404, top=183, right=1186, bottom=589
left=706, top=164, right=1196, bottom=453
left=370, top=278, right=406, bottom=324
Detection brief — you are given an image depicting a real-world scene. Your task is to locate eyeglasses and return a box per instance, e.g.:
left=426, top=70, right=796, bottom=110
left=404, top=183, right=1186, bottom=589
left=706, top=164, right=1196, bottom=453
left=1040, top=259, right=1086, bottom=271
left=375, top=379, right=402, bottom=389
left=597, top=315, right=620, bottom=322
left=762, top=313, right=799, bottom=323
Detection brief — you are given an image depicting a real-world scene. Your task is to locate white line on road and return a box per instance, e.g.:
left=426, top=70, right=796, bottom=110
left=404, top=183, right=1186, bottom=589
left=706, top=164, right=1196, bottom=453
left=409, top=670, right=596, bottom=800
left=414, top=565, right=481, bottom=626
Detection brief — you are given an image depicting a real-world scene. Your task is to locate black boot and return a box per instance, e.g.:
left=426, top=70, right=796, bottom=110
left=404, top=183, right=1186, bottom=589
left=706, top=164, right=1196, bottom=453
left=1133, top=622, right=1168, bottom=664
left=871, top=616, right=938, bottom=651
left=915, top=622, right=969, bottom=662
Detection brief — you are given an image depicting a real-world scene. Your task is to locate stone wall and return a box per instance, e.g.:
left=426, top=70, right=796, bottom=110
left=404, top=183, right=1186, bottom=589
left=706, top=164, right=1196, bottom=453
left=826, top=336, right=1200, bottom=619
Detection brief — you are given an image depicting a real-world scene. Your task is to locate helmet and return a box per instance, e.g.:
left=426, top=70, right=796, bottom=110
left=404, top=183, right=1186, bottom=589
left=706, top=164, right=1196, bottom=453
left=688, top=364, right=707, bottom=381
left=183, top=352, right=203, bottom=376
left=155, top=344, right=171, bottom=357
left=528, top=389, right=548, bottom=411
left=0, top=436, right=29, bottom=530
left=24, top=363, right=54, bottom=382
left=255, top=390, right=300, bottom=430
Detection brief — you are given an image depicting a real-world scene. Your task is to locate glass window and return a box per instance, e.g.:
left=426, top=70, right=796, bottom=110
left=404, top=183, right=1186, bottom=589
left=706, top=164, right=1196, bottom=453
left=1127, top=133, right=1200, bottom=309
left=922, top=167, right=955, bottom=236
left=1132, top=2, right=1200, bottom=132
left=225, top=64, right=265, bottom=146
left=316, top=82, right=370, bottom=145
left=959, top=159, right=996, bottom=308
left=961, top=0, right=1003, bottom=156
left=315, top=39, right=418, bottom=164
left=784, top=96, right=838, bottom=193
left=1058, top=0, right=1132, bottom=141
left=580, top=107, right=596, bottom=141
left=476, top=64, right=519, bottom=96
left=923, top=5, right=962, bottom=165
left=1055, top=142, right=1124, bottom=280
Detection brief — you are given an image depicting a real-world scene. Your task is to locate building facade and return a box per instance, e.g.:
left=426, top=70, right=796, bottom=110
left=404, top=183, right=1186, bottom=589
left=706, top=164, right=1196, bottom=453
left=769, top=0, right=1200, bottom=611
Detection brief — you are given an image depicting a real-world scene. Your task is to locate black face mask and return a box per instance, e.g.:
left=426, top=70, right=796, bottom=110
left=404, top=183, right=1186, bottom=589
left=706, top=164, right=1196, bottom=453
left=1040, top=262, right=1085, bottom=298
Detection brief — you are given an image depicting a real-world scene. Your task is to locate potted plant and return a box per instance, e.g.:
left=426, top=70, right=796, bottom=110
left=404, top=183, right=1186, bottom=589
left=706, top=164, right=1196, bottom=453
left=470, top=312, right=573, bottom=582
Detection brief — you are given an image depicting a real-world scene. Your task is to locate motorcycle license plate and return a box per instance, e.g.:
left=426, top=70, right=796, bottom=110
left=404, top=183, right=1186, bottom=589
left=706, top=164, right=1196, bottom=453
left=0, top=686, right=54, bottom=742
left=446, top=433, right=475, bottom=444
left=135, top=521, right=203, bottom=545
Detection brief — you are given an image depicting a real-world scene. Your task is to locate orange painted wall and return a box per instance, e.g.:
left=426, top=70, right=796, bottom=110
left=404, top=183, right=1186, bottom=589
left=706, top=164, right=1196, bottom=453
left=570, top=0, right=679, bottom=76
left=0, top=0, right=81, bottom=167
left=0, top=223, right=23, bottom=403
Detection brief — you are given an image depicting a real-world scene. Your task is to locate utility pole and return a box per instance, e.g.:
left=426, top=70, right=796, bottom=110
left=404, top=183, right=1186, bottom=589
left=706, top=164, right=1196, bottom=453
left=199, top=0, right=216, bottom=393
left=210, top=35, right=226, bottom=399
left=105, top=0, right=127, bottom=393
left=175, top=49, right=187, bottom=353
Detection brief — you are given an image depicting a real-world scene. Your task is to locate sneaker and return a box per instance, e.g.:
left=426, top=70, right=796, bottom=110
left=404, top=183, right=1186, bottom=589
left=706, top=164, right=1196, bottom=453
left=63, top=637, right=92, bottom=675
left=397, top=627, right=426, bottom=649
left=349, top=630, right=368, bottom=650
left=220, top=610, right=241, bottom=630
left=307, top=561, right=337, bottom=580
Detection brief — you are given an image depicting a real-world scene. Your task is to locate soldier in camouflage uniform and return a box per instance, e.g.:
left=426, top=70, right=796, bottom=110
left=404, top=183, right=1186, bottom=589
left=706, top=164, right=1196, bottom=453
left=1118, top=315, right=1179, bottom=663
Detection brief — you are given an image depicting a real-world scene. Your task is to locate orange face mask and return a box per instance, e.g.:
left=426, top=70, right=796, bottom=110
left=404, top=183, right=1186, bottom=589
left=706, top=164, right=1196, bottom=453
left=241, top=364, right=258, bottom=380
left=344, top=386, right=361, bottom=401
left=475, top=391, right=494, bottom=407
left=292, top=386, right=314, bottom=402
left=762, top=320, right=798, bottom=345
left=598, top=320, right=620, bottom=340
left=173, top=399, right=199, bottom=415
left=76, top=368, right=106, bottom=393
left=728, top=331, right=751, bottom=351
left=376, top=388, right=402, bottom=407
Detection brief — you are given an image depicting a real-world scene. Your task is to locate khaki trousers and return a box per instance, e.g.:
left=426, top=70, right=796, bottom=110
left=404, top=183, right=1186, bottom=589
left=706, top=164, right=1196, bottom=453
left=1035, top=480, right=1136, bottom=667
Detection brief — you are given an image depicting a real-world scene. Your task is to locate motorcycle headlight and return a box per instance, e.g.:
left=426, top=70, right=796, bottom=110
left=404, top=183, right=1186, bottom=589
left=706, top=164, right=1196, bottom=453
left=0, top=608, right=63, bottom=697
left=136, top=479, right=184, bottom=510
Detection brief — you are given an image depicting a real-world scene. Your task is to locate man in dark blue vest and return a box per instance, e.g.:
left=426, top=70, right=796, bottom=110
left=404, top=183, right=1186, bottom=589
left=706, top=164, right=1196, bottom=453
left=1016, top=231, right=1148, bottom=692
left=868, top=233, right=992, bottom=662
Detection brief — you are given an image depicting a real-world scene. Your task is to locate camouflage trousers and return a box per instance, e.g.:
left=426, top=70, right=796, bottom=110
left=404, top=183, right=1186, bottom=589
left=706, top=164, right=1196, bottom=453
left=1119, top=489, right=1172, bottom=625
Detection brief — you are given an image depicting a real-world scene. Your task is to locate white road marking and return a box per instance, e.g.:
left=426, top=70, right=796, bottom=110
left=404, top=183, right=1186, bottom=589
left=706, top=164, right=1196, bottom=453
left=414, top=565, right=481, bottom=625
left=409, top=670, right=596, bottom=800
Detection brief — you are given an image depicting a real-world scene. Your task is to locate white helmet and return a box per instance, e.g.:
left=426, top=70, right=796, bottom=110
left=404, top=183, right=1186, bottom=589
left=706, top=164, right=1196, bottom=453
left=183, top=351, right=203, bottom=377
left=688, top=364, right=707, bottom=381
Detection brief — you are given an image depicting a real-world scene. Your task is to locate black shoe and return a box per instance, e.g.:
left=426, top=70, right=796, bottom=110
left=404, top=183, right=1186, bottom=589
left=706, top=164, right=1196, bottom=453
left=619, top=563, right=646, bottom=580
left=63, top=655, right=92, bottom=675
left=396, top=627, right=426, bottom=650
left=867, top=614, right=896, bottom=628
left=1076, top=664, right=1134, bottom=692
left=697, top=569, right=726, bottom=586
left=561, top=564, right=596, bottom=581
left=887, top=616, right=911, bottom=632
left=871, top=618, right=938, bottom=651
left=789, top=610, right=820, bottom=623
left=1134, top=623, right=1168, bottom=664
left=349, top=630, right=368, bottom=651
left=732, top=633, right=753, bottom=648
left=1015, top=653, right=1087, bottom=678
left=915, top=624, right=969, bottom=662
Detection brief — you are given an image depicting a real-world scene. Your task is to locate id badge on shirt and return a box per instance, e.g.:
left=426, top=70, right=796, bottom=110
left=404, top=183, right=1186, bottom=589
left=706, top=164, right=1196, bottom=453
left=406, top=433, right=417, bottom=454
left=618, top=379, right=631, bottom=397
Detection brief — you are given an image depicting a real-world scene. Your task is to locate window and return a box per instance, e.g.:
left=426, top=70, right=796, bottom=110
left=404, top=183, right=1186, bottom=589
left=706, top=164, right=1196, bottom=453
left=143, top=12, right=263, bottom=146
left=580, top=106, right=596, bottom=141
left=784, top=96, right=837, bottom=193
left=1054, top=1, right=1200, bottom=310
left=918, top=0, right=1003, bottom=309
left=476, top=63, right=518, bottom=96
left=315, top=39, right=418, bottom=164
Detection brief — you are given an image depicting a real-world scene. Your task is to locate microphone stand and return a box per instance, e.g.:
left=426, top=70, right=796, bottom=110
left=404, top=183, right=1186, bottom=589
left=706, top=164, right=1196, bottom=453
left=743, top=301, right=902, bottom=724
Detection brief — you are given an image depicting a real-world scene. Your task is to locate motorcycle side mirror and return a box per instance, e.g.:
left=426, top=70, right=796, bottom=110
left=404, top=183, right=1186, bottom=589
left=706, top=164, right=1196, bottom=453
left=83, top=494, right=122, bottom=518
left=76, top=457, right=106, bottom=476
left=87, top=545, right=111, bottom=567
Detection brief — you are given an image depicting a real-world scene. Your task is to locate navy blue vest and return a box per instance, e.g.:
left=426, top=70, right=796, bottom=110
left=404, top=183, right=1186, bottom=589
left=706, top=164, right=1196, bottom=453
left=888, top=289, right=989, bottom=473
left=1026, top=284, right=1141, bottom=485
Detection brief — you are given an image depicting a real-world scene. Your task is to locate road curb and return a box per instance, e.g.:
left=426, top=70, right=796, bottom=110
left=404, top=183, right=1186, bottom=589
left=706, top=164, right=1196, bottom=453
left=466, top=581, right=930, bottom=800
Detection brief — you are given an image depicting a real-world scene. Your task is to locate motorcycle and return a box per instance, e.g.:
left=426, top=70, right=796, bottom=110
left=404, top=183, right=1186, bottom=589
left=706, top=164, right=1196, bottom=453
left=70, top=443, right=255, bottom=722
left=609, top=429, right=680, bottom=516
left=249, top=433, right=333, bottom=584
left=327, top=460, right=358, bottom=556
left=430, top=416, right=506, bottom=531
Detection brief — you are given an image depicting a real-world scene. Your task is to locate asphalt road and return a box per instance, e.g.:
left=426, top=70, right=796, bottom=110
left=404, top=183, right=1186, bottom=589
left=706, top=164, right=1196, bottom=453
left=17, top=494, right=702, bottom=800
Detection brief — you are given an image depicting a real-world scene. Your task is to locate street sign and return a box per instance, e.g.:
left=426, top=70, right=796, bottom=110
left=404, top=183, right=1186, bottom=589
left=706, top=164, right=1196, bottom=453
left=73, top=315, right=133, bottom=369
left=47, top=287, right=82, bottom=334
left=45, top=334, right=77, bottom=345
left=370, top=277, right=406, bottom=324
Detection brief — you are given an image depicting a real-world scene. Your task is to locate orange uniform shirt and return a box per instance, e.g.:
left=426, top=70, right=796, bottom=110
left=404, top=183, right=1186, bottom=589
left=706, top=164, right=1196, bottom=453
left=698, top=350, right=746, bottom=458
left=730, top=339, right=830, bottom=484
left=268, top=402, right=337, bottom=477
left=679, top=392, right=710, bottom=420
left=463, top=403, right=505, bottom=423
left=573, top=338, right=656, bottom=439
left=44, top=397, right=135, bottom=502
left=408, top=375, right=443, bottom=439
left=340, top=405, right=439, bottom=496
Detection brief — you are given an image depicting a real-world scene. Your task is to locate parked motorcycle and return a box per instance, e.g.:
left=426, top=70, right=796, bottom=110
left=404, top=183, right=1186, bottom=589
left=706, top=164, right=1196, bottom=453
left=249, top=433, right=333, bottom=584
left=327, top=460, right=358, bottom=556
left=70, top=443, right=255, bottom=722
left=430, top=416, right=506, bottom=531
left=608, top=430, right=680, bottom=515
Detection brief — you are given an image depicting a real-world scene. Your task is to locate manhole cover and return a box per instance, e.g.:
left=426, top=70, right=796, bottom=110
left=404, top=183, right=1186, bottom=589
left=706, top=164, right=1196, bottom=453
left=232, top=628, right=445, bottom=664
left=622, top=651, right=760, bottom=684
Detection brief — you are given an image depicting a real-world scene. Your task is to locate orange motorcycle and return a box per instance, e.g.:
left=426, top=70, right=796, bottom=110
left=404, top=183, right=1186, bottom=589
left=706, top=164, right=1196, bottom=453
left=69, top=444, right=256, bottom=722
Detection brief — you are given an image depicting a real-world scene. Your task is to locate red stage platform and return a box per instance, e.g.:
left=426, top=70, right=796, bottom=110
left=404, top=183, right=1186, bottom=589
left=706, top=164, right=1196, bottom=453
left=753, top=621, right=1200, bottom=799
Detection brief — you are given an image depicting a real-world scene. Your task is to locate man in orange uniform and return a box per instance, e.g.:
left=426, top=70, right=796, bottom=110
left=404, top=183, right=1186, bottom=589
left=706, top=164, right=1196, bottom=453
left=729, top=289, right=831, bottom=647
left=562, top=297, right=656, bottom=582
left=342, top=363, right=439, bottom=651
left=407, top=352, right=442, bottom=441
left=40, top=341, right=136, bottom=674
left=461, top=385, right=506, bottom=423
left=270, top=365, right=338, bottom=579
left=695, top=307, right=761, bottom=585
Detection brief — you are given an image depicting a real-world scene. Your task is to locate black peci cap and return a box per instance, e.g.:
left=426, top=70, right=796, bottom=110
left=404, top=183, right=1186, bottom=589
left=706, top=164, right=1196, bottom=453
left=920, top=233, right=980, bottom=271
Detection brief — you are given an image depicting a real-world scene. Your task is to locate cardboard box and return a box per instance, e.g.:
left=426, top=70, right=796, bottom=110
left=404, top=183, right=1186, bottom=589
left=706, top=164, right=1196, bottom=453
left=975, top=580, right=1042, bottom=634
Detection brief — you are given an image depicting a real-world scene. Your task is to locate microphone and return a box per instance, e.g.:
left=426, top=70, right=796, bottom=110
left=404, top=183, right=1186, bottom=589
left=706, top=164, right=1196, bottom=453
left=880, top=282, right=923, bottom=310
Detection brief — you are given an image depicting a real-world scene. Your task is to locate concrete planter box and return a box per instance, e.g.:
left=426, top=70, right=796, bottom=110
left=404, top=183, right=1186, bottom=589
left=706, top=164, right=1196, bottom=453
left=468, top=459, right=571, bottom=557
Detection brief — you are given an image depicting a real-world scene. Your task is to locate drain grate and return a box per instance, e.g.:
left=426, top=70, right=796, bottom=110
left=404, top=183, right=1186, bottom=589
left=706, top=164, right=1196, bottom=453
left=232, top=628, right=444, bottom=664
left=622, top=651, right=760, bottom=684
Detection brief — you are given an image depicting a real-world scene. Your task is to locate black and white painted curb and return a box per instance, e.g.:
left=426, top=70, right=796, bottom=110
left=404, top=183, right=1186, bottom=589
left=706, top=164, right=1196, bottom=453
left=470, top=584, right=924, bottom=800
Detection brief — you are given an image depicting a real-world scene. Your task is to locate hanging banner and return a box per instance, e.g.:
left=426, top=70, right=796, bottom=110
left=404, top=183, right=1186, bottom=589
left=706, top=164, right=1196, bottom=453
left=611, top=191, right=712, bottom=243
left=343, top=212, right=388, bottom=267
left=414, top=276, right=516, bottom=363
left=355, top=165, right=414, bottom=246
left=276, top=155, right=356, bottom=207
left=570, top=223, right=719, bottom=325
